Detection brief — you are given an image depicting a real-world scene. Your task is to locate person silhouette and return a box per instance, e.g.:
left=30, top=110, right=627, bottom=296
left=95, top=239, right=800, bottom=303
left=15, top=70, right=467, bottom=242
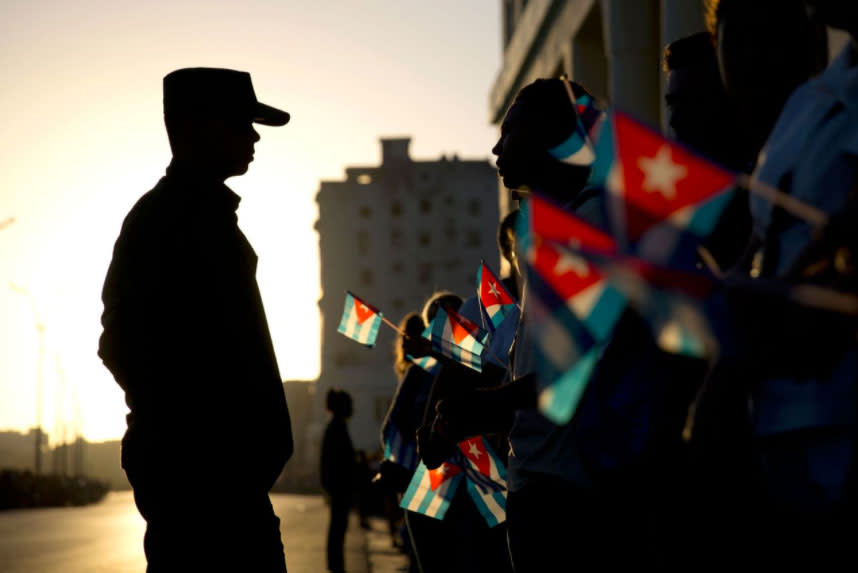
left=320, top=389, right=357, bottom=573
left=98, top=68, right=293, bottom=572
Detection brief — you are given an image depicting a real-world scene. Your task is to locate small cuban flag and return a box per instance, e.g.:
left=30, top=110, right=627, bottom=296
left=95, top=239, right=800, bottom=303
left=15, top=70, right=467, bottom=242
left=400, top=460, right=464, bottom=520
left=603, top=254, right=717, bottom=359
left=599, top=111, right=738, bottom=270
left=477, top=260, right=518, bottom=332
left=547, top=80, right=602, bottom=167
left=458, top=437, right=508, bottom=527
left=522, top=195, right=627, bottom=424
left=425, top=306, right=489, bottom=373
left=527, top=194, right=626, bottom=342
left=337, top=291, right=383, bottom=348
left=407, top=353, right=440, bottom=376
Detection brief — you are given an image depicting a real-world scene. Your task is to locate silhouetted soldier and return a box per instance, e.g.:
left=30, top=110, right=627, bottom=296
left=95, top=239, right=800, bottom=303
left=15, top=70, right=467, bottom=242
left=98, top=68, right=293, bottom=572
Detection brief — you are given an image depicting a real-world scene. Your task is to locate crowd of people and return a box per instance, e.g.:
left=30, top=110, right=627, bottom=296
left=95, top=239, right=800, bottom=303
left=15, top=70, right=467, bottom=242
left=367, top=1, right=858, bottom=572
left=97, top=0, right=857, bottom=570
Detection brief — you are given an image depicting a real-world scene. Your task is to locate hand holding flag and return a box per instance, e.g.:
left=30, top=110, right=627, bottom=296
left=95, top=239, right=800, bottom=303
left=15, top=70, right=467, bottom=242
left=424, top=306, right=490, bottom=373
left=401, top=436, right=507, bottom=526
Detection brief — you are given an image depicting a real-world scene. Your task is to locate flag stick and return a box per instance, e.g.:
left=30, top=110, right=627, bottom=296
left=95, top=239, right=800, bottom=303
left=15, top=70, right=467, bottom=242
left=696, top=246, right=725, bottom=279
left=380, top=315, right=405, bottom=335
left=561, top=77, right=577, bottom=108
left=735, top=174, right=828, bottom=226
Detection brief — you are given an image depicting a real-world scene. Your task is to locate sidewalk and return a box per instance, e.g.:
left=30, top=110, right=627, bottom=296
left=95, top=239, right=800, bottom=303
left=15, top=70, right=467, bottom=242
left=273, top=493, right=408, bottom=573
left=360, top=516, right=410, bottom=573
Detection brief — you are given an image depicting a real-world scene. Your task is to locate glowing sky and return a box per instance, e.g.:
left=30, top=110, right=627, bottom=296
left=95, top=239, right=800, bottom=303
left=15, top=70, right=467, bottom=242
left=0, top=0, right=501, bottom=443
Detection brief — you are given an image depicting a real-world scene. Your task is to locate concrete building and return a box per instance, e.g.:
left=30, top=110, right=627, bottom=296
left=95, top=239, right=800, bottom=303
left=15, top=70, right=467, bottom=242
left=274, top=380, right=318, bottom=492
left=312, top=138, right=499, bottom=456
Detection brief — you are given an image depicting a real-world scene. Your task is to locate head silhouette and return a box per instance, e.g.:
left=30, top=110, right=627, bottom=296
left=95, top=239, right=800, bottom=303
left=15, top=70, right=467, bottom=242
left=421, top=291, right=463, bottom=326
left=162, top=68, right=289, bottom=181
left=706, top=0, right=827, bottom=164
left=492, top=78, right=593, bottom=202
left=394, top=312, right=427, bottom=378
left=326, top=388, right=353, bottom=419
left=664, top=32, right=742, bottom=169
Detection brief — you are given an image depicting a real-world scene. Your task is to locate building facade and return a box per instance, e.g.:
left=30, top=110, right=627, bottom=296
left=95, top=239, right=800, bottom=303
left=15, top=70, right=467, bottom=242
left=312, top=138, right=500, bottom=455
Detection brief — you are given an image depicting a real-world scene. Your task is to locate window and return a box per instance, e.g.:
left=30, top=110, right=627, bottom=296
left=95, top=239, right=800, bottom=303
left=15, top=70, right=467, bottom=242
left=418, top=231, right=431, bottom=248
left=392, top=298, right=404, bottom=312
left=418, top=262, right=433, bottom=285
left=391, top=228, right=402, bottom=248
left=359, top=205, right=372, bottom=219
left=419, top=198, right=432, bottom=214
left=357, top=174, right=372, bottom=184
left=465, top=229, right=481, bottom=248
left=357, top=230, right=370, bottom=255
left=467, top=199, right=481, bottom=216
left=392, top=261, right=404, bottom=273
left=391, top=201, right=403, bottom=217
left=360, top=268, right=374, bottom=287
left=444, top=219, right=457, bottom=241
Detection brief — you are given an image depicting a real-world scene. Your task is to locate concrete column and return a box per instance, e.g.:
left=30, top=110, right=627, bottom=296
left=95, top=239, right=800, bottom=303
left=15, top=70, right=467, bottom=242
left=600, top=0, right=662, bottom=126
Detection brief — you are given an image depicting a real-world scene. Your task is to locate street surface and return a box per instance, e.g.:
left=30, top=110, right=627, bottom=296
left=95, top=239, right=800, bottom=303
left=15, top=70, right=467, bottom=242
left=0, top=491, right=406, bottom=572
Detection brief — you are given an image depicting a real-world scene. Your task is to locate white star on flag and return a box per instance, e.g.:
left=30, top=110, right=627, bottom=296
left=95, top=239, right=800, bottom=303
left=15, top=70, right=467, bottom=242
left=488, top=281, right=500, bottom=298
left=553, top=252, right=590, bottom=278
left=637, top=144, right=687, bottom=200
left=360, top=304, right=368, bottom=311
left=468, top=441, right=482, bottom=459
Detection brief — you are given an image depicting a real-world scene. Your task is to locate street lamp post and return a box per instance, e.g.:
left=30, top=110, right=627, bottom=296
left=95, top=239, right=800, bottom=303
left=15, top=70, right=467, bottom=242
left=9, top=283, right=46, bottom=474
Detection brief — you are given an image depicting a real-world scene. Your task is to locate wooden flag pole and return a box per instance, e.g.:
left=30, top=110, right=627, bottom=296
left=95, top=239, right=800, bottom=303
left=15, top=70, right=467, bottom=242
left=735, top=174, right=828, bottom=226
left=380, top=315, right=405, bottom=336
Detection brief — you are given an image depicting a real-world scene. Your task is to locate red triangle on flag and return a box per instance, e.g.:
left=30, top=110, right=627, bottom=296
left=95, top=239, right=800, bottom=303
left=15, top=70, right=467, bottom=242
left=459, top=438, right=491, bottom=477
left=533, top=241, right=602, bottom=300
left=428, top=462, right=461, bottom=491
left=614, top=112, right=735, bottom=241
left=450, top=318, right=471, bottom=345
left=479, top=263, right=515, bottom=306
left=352, top=295, right=377, bottom=325
left=530, top=195, right=617, bottom=254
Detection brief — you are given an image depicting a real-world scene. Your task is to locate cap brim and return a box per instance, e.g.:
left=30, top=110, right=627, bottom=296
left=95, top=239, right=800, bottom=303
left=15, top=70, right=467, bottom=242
left=254, top=102, right=290, bottom=126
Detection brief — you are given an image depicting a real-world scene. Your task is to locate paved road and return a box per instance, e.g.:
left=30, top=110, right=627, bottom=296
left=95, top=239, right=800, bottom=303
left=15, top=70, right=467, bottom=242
left=0, top=491, right=406, bottom=573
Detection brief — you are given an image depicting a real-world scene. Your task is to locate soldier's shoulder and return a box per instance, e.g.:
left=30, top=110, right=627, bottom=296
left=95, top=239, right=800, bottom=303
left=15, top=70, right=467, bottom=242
left=118, top=177, right=180, bottom=237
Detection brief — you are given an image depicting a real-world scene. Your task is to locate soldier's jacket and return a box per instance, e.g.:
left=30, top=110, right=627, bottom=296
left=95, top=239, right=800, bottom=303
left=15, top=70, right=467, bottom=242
left=99, top=160, right=292, bottom=495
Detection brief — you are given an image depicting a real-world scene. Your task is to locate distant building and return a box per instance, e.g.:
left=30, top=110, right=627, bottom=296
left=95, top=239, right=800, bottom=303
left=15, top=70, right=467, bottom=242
left=312, top=137, right=499, bottom=455
left=274, top=380, right=318, bottom=492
